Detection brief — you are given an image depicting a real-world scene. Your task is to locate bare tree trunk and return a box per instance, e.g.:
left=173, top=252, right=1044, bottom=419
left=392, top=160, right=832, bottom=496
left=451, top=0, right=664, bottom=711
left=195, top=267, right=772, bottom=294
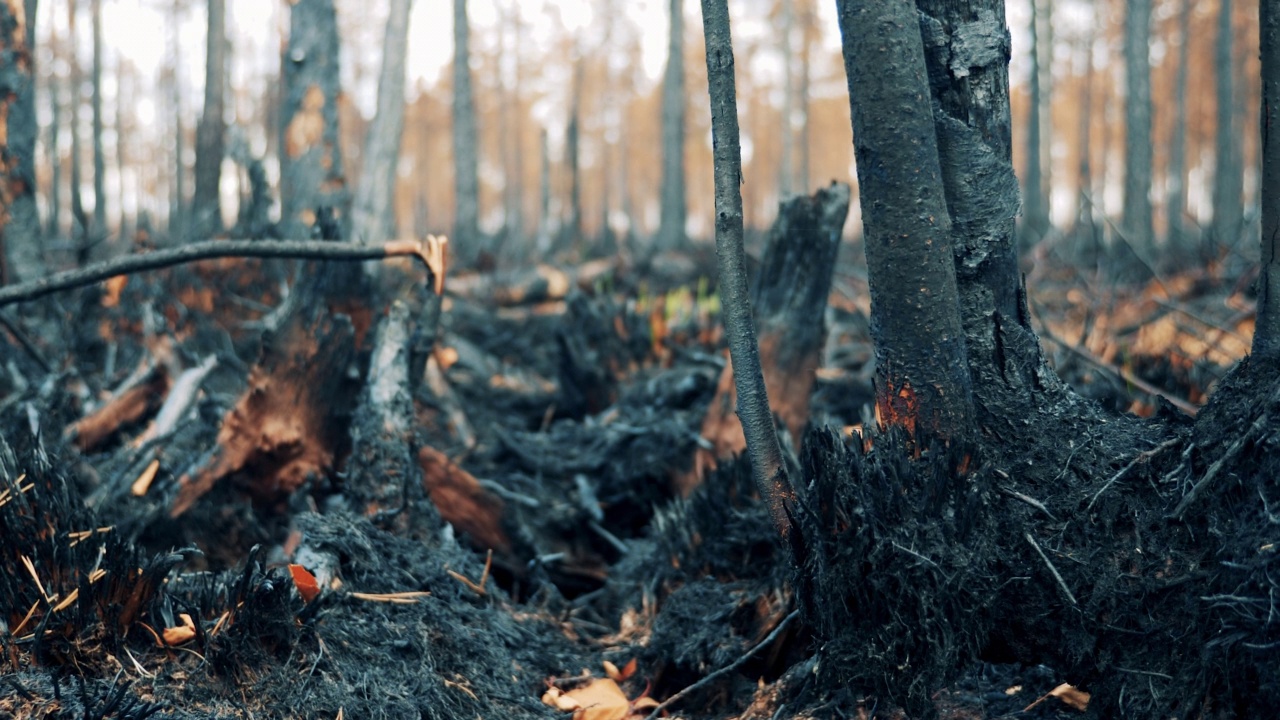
left=1074, top=11, right=1095, bottom=246
left=1166, top=0, right=1191, bottom=255
left=797, top=0, right=812, bottom=193
left=778, top=0, right=794, bottom=201
left=657, top=0, right=686, bottom=250
left=563, top=58, right=583, bottom=253
left=69, top=0, right=88, bottom=259
left=1210, top=0, right=1243, bottom=256
left=1021, top=0, right=1048, bottom=246
left=115, top=58, right=128, bottom=241
left=536, top=127, right=551, bottom=252
left=47, top=36, right=60, bottom=241
left=1256, top=0, right=1280, bottom=356
left=700, top=0, right=791, bottom=536
left=279, top=0, right=346, bottom=240
left=0, top=0, right=42, bottom=283
left=167, top=0, right=185, bottom=242
left=90, top=0, right=105, bottom=238
left=836, top=0, right=974, bottom=441
left=1121, top=0, right=1154, bottom=254
left=192, top=0, right=227, bottom=239
left=452, top=0, right=480, bottom=257
left=351, top=0, right=413, bottom=246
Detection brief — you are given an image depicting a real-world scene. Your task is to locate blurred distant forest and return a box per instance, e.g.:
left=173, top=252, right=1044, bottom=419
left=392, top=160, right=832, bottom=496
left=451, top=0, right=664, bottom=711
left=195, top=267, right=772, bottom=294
left=0, top=0, right=1265, bottom=276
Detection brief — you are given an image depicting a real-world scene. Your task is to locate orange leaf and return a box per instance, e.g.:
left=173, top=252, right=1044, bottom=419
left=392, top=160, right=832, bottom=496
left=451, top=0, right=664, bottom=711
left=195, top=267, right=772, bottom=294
left=619, top=658, right=637, bottom=681
left=564, top=678, right=630, bottom=720
left=290, top=564, right=321, bottom=603
left=162, top=613, right=196, bottom=645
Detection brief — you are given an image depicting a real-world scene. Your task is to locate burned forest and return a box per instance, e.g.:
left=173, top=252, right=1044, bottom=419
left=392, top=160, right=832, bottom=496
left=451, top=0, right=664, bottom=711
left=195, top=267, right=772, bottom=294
left=0, top=0, right=1277, bottom=718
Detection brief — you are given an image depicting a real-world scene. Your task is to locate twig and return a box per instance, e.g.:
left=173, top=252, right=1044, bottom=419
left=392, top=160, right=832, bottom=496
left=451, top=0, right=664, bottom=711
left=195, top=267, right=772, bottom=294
left=1086, top=437, right=1182, bottom=512
left=0, top=312, right=53, bottom=373
left=999, top=487, right=1058, bottom=521
left=643, top=609, right=800, bottom=720
left=1025, top=532, right=1078, bottom=606
left=1169, top=416, right=1267, bottom=519
left=0, top=238, right=445, bottom=308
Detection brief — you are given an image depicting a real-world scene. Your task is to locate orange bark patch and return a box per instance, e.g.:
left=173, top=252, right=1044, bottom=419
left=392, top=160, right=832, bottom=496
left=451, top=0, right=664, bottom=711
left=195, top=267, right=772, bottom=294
left=874, top=377, right=920, bottom=436
left=676, top=331, right=819, bottom=496
left=284, top=85, right=326, bottom=159
left=417, top=446, right=510, bottom=553
left=69, top=366, right=171, bottom=452
left=170, top=307, right=352, bottom=517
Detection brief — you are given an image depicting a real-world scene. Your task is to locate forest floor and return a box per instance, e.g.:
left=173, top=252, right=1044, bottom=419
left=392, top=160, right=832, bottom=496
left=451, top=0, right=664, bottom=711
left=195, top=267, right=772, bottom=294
left=0, top=236, right=1257, bottom=720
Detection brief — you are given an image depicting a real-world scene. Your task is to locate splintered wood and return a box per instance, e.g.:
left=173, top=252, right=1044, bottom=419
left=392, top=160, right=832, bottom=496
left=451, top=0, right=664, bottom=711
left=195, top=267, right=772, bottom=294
left=417, top=446, right=509, bottom=553
left=170, top=305, right=354, bottom=517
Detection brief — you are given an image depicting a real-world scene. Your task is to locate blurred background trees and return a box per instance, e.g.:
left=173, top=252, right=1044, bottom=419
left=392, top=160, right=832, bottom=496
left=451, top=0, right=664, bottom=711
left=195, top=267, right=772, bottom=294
left=0, top=0, right=1265, bottom=278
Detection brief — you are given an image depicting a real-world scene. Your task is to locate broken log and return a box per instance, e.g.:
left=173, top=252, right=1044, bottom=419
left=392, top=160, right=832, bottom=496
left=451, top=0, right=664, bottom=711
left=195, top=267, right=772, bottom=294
left=679, top=182, right=850, bottom=494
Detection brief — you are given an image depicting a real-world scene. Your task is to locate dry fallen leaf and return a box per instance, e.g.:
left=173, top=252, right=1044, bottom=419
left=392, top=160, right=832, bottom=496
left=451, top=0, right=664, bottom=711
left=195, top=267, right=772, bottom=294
left=564, top=678, right=630, bottom=720
left=289, top=564, right=321, bottom=603
left=162, top=613, right=196, bottom=646
left=1049, top=683, right=1091, bottom=711
left=603, top=661, right=621, bottom=681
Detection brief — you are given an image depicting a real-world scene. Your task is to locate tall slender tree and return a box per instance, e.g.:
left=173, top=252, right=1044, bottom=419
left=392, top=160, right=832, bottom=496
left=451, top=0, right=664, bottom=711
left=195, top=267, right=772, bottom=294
left=1257, top=0, right=1280, bottom=355
left=167, top=0, right=185, bottom=241
left=1166, top=0, right=1192, bottom=253
left=351, top=0, right=413, bottom=246
left=47, top=18, right=61, bottom=241
left=90, top=0, right=105, bottom=239
left=1211, top=0, right=1243, bottom=255
left=0, top=0, right=43, bottom=282
left=1121, top=0, right=1154, bottom=254
left=192, top=0, right=227, bottom=239
left=778, top=0, right=794, bottom=200
left=452, top=0, right=480, bottom=257
left=279, top=0, right=346, bottom=240
left=657, top=0, right=686, bottom=250
left=1022, top=0, right=1048, bottom=245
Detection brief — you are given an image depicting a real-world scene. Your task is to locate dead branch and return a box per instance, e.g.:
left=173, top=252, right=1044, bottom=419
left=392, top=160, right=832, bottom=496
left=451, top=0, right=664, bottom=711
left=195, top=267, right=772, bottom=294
left=0, top=238, right=446, bottom=308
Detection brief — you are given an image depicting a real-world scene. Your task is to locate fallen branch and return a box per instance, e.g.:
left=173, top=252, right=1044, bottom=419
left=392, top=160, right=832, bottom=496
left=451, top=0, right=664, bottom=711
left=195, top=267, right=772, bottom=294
left=0, top=238, right=447, bottom=308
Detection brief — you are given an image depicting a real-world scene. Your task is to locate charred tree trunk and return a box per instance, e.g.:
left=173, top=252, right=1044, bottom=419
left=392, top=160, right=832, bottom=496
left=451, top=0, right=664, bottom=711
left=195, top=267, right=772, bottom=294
left=452, top=0, right=480, bottom=259
left=658, top=0, right=686, bottom=251
left=701, top=0, right=791, bottom=535
left=537, top=127, right=551, bottom=253
left=90, top=0, right=105, bottom=239
left=1257, top=0, right=1280, bottom=356
left=1211, top=0, right=1243, bottom=256
left=167, top=0, right=185, bottom=242
left=1121, top=0, right=1154, bottom=255
left=279, top=0, right=346, bottom=240
left=778, top=0, right=794, bottom=200
left=351, top=0, right=412, bottom=247
left=1, top=0, right=43, bottom=283
left=563, top=59, right=583, bottom=254
left=1166, top=0, right=1191, bottom=255
left=835, top=0, right=974, bottom=441
left=192, top=0, right=227, bottom=240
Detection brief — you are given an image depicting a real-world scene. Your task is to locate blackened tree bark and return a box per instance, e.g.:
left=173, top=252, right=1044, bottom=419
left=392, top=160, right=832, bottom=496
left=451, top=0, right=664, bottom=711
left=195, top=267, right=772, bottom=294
left=1211, top=0, right=1243, bottom=255
left=1021, top=0, right=1048, bottom=245
left=90, top=0, right=105, bottom=238
left=658, top=0, right=686, bottom=250
left=835, top=0, right=975, bottom=441
left=192, top=0, right=227, bottom=239
left=1257, top=0, right=1280, bottom=356
left=1121, top=0, right=1153, bottom=253
left=1166, top=0, right=1191, bottom=253
left=279, top=0, right=346, bottom=240
left=796, top=0, right=812, bottom=191
left=351, top=0, right=413, bottom=246
left=537, top=127, right=551, bottom=252
left=47, top=14, right=61, bottom=241
left=452, top=0, right=480, bottom=257
left=778, top=0, right=794, bottom=200
left=1, top=0, right=43, bottom=283
left=701, top=0, right=791, bottom=535
left=167, top=0, right=185, bottom=241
